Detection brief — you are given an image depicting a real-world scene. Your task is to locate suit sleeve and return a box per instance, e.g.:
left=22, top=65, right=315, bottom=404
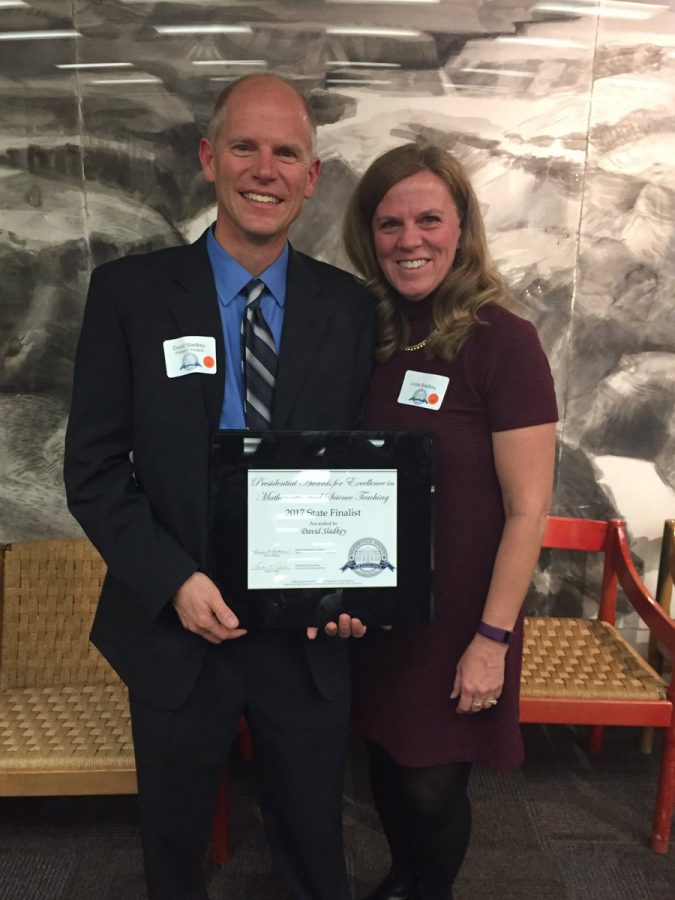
left=63, top=265, right=198, bottom=619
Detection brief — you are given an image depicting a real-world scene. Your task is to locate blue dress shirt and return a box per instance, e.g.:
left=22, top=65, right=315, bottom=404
left=206, top=227, right=288, bottom=429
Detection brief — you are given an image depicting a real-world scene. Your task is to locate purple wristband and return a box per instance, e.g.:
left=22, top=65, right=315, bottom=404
left=477, top=621, right=512, bottom=645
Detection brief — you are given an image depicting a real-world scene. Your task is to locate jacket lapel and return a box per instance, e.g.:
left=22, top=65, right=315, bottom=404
left=273, top=248, right=328, bottom=427
left=163, top=238, right=330, bottom=431
left=165, top=231, right=225, bottom=430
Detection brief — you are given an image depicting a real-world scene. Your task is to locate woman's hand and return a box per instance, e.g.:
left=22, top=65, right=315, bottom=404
left=450, top=634, right=508, bottom=713
left=306, top=614, right=367, bottom=640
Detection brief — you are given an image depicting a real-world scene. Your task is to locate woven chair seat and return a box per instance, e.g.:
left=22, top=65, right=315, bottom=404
left=522, top=617, right=668, bottom=701
left=0, top=539, right=137, bottom=796
left=0, top=680, right=133, bottom=771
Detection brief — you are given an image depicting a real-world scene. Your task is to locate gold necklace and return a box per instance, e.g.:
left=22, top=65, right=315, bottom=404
left=400, top=331, right=436, bottom=352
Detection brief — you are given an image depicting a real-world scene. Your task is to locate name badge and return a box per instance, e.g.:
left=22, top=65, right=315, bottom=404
left=163, top=336, right=217, bottom=378
left=398, top=370, right=449, bottom=410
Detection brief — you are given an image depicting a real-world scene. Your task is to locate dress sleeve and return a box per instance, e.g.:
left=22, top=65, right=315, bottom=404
left=476, top=307, right=558, bottom=433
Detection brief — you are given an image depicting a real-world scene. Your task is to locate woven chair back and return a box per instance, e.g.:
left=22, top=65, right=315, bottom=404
left=0, top=538, right=119, bottom=690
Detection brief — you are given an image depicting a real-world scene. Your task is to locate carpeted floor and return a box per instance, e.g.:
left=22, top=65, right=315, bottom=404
left=1, top=725, right=673, bottom=900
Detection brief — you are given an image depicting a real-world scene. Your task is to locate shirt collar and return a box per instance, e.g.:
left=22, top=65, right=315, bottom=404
left=206, top=225, right=288, bottom=309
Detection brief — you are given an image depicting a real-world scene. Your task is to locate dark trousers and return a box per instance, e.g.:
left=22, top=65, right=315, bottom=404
left=129, top=631, right=352, bottom=900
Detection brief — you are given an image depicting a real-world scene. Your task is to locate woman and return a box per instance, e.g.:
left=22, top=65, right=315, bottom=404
left=344, top=143, right=558, bottom=900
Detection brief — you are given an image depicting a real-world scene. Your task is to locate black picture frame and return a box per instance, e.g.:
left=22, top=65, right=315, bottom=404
left=208, top=430, right=434, bottom=628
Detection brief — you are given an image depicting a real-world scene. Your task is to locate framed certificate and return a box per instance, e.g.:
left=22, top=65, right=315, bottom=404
left=208, top=431, right=434, bottom=627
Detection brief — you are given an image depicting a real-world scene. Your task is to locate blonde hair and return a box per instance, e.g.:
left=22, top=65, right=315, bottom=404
left=343, top=142, right=511, bottom=362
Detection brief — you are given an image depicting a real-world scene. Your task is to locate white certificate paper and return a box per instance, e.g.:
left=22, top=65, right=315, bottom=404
left=248, top=468, right=398, bottom=589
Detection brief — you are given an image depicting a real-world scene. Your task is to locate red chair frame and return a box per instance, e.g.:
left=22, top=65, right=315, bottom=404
left=211, top=717, right=254, bottom=864
left=520, top=516, right=675, bottom=853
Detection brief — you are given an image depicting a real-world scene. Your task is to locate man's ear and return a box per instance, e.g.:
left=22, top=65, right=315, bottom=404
left=199, top=137, right=216, bottom=183
left=304, top=157, right=321, bottom=200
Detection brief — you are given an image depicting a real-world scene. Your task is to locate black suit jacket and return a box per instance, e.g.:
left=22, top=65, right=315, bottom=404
left=64, top=233, right=375, bottom=709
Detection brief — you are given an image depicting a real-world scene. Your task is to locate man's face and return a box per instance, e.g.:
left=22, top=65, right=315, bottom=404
left=199, top=78, right=320, bottom=253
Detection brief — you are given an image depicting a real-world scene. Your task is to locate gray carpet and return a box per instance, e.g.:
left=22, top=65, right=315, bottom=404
left=1, top=726, right=673, bottom=900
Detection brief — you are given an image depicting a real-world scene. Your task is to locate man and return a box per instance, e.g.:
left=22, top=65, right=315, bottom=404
left=64, top=74, right=375, bottom=900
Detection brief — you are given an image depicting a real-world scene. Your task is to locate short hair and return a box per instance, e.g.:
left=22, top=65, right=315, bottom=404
left=206, top=73, right=317, bottom=155
left=343, top=142, right=510, bottom=362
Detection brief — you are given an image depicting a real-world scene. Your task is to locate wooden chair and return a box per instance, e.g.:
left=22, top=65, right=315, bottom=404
left=520, top=516, right=675, bottom=853
left=0, top=537, right=251, bottom=860
left=0, top=538, right=136, bottom=796
left=641, top=518, right=675, bottom=755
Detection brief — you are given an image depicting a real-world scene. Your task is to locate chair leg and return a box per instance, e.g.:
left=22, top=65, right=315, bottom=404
left=588, top=724, right=603, bottom=756
left=642, top=640, right=665, bottom=755
left=652, top=718, right=675, bottom=854
left=237, top=716, right=254, bottom=760
left=211, top=775, right=230, bottom=865
left=641, top=726, right=655, bottom=755
left=210, top=717, right=254, bottom=865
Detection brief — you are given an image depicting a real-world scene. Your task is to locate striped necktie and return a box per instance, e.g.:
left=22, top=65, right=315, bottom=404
left=242, top=279, right=277, bottom=429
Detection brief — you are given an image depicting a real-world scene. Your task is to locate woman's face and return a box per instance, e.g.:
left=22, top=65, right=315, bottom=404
left=371, top=170, right=462, bottom=302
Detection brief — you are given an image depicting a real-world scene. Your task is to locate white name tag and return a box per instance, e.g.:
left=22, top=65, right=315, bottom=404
left=398, top=370, right=449, bottom=410
left=163, top=336, right=217, bottom=378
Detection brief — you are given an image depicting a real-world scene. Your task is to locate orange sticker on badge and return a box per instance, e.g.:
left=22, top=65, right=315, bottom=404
left=397, top=370, right=449, bottom=410
left=163, top=336, right=218, bottom=378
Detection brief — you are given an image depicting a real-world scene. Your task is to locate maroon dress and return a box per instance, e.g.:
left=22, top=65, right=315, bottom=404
left=352, top=297, right=558, bottom=771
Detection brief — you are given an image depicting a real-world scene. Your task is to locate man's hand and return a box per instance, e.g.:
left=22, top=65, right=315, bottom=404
left=173, top=572, right=247, bottom=644
left=306, top=614, right=367, bottom=641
